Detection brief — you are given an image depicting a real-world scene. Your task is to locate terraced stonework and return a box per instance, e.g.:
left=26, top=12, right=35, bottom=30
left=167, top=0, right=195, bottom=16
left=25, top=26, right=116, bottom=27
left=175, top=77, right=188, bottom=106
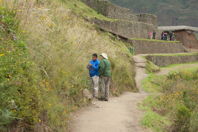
left=82, top=0, right=138, bottom=21
left=82, top=0, right=157, bottom=39
left=94, top=19, right=156, bottom=39
left=128, top=39, right=186, bottom=54
left=146, top=54, right=198, bottom=66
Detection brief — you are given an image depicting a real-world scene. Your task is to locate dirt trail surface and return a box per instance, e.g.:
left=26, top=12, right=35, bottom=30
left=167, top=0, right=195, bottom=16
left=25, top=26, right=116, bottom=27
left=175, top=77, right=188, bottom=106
left=70, top=92, right=149, bottom=132
left=133, top=55, right=148, bottom=93
left=70, top=55, right=150, bottom=132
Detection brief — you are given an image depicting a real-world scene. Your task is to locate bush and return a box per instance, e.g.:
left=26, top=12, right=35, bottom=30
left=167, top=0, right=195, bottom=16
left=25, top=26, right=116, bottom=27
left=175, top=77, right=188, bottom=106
left=189, top=107, right=198, bottom=132
left=142, top=68, right=198, bottom=131
left=173, top=105, right=191, bottom=132
left=0, top=7, right=42, bottom=130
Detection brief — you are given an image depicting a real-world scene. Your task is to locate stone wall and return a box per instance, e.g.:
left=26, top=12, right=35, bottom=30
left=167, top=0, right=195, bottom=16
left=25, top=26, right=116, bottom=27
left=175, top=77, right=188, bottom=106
left=174, top=30, right=198, bottom=49
left=82, top=0, right=158, bottom=26
left=82, top=0, right=138, bottom=21
left=136, top=13, right=157, bottom=26
left=94, top=19, right=156, bottom=39
left=146, top=54, right=198, bottom=66
left=128, top=39, right=186, bottom=54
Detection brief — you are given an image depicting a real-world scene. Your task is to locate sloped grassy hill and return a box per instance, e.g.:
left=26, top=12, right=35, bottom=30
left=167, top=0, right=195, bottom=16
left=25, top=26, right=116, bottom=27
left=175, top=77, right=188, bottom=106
left=110, top=0, right=198, bottom=26
left=0, top=0, right=135, bottom=131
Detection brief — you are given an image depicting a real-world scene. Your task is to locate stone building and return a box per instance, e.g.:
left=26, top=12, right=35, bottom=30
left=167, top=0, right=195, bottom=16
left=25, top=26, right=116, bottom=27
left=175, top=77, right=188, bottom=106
left=158, top=26, right=198, bottom=49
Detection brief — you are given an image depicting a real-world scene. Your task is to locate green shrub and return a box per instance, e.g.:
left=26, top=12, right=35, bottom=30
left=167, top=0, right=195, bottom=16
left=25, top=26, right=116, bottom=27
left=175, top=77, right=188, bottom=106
left=0, top=7, right=42, bottom=130
left=172, top=105, right=191, bottom=132
left=145, top=61, right=160, bottom=73
left=189, top=107, right=198, bottom=132
left=141, top=110, right=169, bottom=132
left=142, top=68, right=198, bottom=131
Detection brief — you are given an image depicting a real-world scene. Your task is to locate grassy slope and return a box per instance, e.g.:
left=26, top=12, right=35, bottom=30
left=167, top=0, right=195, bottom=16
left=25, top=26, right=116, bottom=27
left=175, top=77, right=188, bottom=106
left=1, top=0, right=136, bottom=131
left=147, top=52, right=198, bottom=57
left=0, top=7, right=43, bottom=131
left=141, top=65, right=198, bottom=131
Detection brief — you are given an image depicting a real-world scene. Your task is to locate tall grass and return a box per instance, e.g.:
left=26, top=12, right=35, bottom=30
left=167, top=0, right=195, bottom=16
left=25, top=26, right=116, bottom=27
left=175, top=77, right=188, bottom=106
left=1, top=0, right=136, bottom=131
left=141, top=68, right=198, bottom=132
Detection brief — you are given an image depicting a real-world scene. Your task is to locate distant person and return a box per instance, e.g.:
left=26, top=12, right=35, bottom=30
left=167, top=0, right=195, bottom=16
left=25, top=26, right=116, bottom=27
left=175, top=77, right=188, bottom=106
left=164, top=32, right=168, bottom=40
left=169, top=31, right=173, bottom=41
left=87, top=53, right=100, bottom=98
left=99, top=53, right=111, bottom=101
left=153, top=31, right=156, bottom=39
left=148, top=32, right=153, bottom=39
left=172, top=33, right=175, bottom=41
left=161, top=32, right=164, bottom=40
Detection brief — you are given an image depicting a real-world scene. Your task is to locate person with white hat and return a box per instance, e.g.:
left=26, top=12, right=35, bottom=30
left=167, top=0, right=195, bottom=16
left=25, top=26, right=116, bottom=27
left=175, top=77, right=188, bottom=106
left=99, top=53, right=111, bottom=101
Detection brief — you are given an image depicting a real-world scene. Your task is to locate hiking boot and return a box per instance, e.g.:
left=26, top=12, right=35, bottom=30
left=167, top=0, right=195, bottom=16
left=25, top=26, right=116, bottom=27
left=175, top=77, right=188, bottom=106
left=104, top=98, right=108, bottom=101
left=98, top=98, right=105, bottom=101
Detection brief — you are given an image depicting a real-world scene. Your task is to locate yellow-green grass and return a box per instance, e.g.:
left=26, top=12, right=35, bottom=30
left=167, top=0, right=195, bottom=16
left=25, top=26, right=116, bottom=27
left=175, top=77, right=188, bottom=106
left=160, top=62, right=198, bottom=68
left=147, top=52, right=198, bottom=57
left=1, top=0, right=136, bottom=131
left=130, top=38, right=180, bottom=43
left=142, top=74, right=165, bottom=93
left=142, top=62, right=198, bottom=93
left=141, top=67, right=198, bottom=132
left=140, top=96, right=170, bottom=132
left=145, top=60, right=160, bottom=73
left=62, top=0, right=116, bottom=21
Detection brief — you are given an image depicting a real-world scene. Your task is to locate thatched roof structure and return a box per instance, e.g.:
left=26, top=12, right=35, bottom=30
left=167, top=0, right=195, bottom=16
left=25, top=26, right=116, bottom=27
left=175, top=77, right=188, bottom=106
left=158, top=26, right=198, bottom=32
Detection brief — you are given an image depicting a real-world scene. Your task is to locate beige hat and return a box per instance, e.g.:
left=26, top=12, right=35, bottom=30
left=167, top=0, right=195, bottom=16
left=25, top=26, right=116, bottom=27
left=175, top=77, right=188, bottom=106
left=100, top=53, right=108, bottom=59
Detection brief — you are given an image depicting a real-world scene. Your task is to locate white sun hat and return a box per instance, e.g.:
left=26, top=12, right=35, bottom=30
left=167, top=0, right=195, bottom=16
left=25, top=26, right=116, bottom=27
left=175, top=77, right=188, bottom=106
left=100, top=53, right=108, bottom=59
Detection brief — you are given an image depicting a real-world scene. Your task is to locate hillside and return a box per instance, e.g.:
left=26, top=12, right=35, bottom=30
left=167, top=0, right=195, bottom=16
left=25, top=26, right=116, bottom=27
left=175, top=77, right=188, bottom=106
left=110, top=0, right=198, bottom=26
left=0, top=0, right=136, bottom=131
left=1, top=0, right=198, bottom=131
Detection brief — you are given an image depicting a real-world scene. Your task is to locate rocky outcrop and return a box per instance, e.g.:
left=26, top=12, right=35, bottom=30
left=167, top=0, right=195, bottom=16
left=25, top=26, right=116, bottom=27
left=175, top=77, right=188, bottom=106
left=146, top=54, right=198, bottom=66
left=128, top=39, right=186, bottom=54
left=94, top=19, right=156, bottom=39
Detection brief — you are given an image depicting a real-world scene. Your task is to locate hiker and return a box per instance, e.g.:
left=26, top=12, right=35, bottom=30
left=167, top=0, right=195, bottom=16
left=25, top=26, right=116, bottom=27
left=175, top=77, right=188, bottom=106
left=99, top=53, right=111, bottom=101
left=148, top=32, right=153, bottom=39
left=172, top=33, right=175, bottom=41
left=87, top=53, right=100, bottom=98
left=161, top=32, right=164, bottom=40
left=169, top=32, right=173, bottom=41
left=164, top=32, right=168, bottom=40
left=152, top=31, right=156, bottom=39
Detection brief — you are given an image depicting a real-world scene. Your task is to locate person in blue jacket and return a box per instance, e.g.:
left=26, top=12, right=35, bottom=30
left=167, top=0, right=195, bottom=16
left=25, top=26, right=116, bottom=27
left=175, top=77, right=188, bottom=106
left=87, top=53, right=100, bottom=98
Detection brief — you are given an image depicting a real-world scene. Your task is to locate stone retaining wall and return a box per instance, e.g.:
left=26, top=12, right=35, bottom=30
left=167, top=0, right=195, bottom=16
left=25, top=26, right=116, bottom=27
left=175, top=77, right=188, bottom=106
left=82, top=0, right=138, bottom=21
left=82, top=0, right=157, bottom=26
left=136, top=13, right=157, bottom=26
left=146, top=54, right=198, bottom=66
left=128, top=39, right=186, bottom=54
left=94, top=19, right=156, bottom=38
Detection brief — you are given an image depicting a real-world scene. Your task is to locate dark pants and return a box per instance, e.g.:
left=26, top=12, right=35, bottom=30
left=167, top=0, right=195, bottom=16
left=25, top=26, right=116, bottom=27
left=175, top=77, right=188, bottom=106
left=99, top=76, right=110, bottom=100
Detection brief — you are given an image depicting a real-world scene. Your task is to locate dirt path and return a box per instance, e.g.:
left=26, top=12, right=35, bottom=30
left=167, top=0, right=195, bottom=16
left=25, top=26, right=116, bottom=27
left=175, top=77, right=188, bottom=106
left=70, top=55, right=150, bottom=132
left=133, top=55, right=148, bottom=93
left=70, top=92, right=149, bottom=132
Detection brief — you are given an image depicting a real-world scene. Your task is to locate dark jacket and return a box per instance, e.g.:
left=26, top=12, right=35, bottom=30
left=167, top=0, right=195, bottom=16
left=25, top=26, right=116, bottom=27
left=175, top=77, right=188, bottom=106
left=99, top=59, right=111, bottom=77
